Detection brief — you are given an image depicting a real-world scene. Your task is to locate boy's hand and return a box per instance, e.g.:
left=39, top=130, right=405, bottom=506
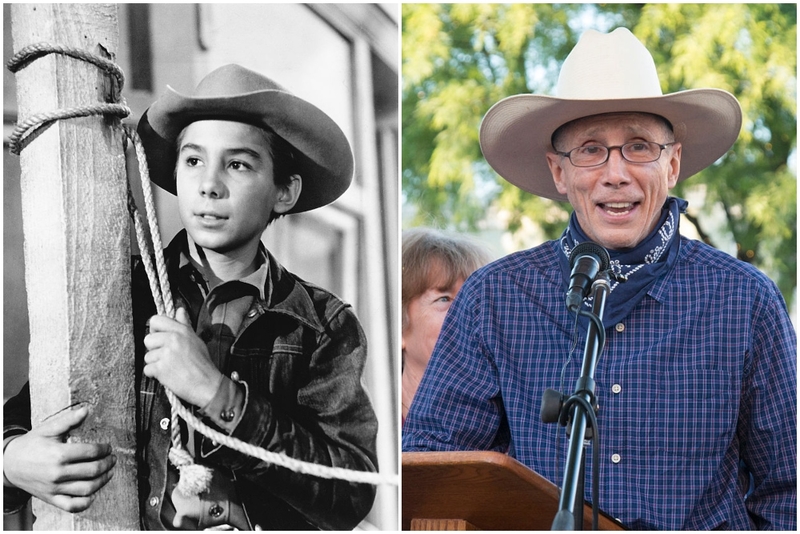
left=143, top=307, right=223, bottom=408
left=3, top=405, right=116, bottom=513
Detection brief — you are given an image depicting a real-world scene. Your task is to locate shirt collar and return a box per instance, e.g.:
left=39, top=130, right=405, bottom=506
left=178, top=234, right=269, bottom=302
left=166, top=230, right=326, bottom=334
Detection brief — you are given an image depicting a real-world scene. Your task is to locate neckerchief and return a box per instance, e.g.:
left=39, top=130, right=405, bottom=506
left=559, top=196, right=687, bottom=327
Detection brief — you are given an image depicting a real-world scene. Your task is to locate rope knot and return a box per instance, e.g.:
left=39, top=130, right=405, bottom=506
left=168, top=446, right=214, bottom=496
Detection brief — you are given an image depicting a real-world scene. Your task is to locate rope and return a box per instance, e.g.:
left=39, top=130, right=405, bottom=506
left=7, top=43, right=129, bottom=155
left=9, top=42, right=399, bottom=492
left=7, top=42, right=126, bottom=99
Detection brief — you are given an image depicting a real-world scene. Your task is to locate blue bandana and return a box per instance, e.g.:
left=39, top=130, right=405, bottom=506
left=559, top=196, right=687, bottom=327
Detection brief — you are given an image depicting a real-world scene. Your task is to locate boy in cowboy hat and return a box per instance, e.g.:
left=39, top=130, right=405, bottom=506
left=4, top=64, right=378, bottom=530
left=403, top=28, right=796, bottom=530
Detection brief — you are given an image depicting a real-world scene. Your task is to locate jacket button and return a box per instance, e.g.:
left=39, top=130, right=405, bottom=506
left=159, top=418, right=170, bottom=431
left=230, top=371, right=240, bottom=382
left=208, top=503, right=224, bottom=518
left=247, top=309, right=258, bottom=318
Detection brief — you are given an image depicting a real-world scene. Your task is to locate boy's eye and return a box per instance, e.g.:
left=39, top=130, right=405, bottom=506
left=229, top=160, right=254, bottom=172
left=185, top=156, right=202, bottom=167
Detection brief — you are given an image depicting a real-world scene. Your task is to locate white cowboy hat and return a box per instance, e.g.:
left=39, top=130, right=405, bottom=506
left=479, top=27, right=743, bottom=202
left=138, top=64, right=353, bottom=214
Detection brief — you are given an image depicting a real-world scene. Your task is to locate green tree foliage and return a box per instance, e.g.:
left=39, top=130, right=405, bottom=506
left=402, top=3, right=796, bottom=306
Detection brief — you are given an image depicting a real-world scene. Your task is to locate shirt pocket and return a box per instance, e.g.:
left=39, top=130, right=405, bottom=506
left=650, top=369, right=737, bottom=457
left=229, top=340, right=307, bottom=405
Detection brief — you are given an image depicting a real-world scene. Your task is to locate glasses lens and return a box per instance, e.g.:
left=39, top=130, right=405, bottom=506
left=622, top=142, right=661, bottom=162
left=570, top=145, right=608, bottom=166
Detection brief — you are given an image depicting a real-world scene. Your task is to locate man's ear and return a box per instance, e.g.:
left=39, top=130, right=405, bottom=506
left=666, top=142, right=682, bottom=189
left=273, top=174, right=302, bottom=214
left=546, top=151, right=569, bottom=196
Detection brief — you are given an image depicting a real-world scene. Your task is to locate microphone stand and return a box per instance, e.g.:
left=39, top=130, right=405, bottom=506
left=551, top=272, right=609, bottom=531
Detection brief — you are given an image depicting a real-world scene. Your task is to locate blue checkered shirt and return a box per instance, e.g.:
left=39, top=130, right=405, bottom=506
left=403, top=237, right=796, bottom=530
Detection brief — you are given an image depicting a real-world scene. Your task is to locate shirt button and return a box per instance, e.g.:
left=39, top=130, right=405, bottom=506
left=149, top=496, right=160, bottom=507
left=611, top=453, right=621, bottom=464
left=615, top=323, right=625, bottom=332
left=208, top=503, right=224, bottom=518
left=159, top=418, right=170, bottom=431
left=611, top=384, right=622, bottom=394
left=247, top=309, right=258, bottom=318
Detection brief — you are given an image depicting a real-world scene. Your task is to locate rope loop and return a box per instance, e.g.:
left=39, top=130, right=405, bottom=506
left=8, top=103, right=130, bottom=156
left=6, top=42, right=129, bottom=156
left=7, top=42, right=126, bottom=99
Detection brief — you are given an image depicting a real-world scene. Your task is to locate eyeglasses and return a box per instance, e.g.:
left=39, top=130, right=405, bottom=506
left=556, top=141, right=676, bottom=167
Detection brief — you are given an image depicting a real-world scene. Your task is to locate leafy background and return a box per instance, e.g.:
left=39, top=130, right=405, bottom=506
left=402, top=3, right=796, bottom=310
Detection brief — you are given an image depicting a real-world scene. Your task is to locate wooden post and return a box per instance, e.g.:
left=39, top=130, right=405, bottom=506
left=10, top=4, right=139, bottom=530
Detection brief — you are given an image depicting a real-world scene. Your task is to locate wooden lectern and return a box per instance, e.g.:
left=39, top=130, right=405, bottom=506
left=402, top=451, right=625, bottom=531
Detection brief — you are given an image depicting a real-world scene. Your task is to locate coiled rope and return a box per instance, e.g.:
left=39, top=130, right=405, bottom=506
left=8, top=42, right=399, bottom=492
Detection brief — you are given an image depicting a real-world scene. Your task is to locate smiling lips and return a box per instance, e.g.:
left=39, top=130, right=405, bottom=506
left=598, top=202, right=637, bottom=216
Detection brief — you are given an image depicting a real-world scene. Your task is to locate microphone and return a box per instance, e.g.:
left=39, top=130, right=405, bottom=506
left=565, top=242, right=610, bottom=312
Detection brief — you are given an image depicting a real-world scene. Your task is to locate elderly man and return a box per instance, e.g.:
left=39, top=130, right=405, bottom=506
left=402, top=28, right=796, bottom=530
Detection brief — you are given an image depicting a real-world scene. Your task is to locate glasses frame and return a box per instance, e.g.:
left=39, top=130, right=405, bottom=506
left=556, top=141, right=677, bottom=168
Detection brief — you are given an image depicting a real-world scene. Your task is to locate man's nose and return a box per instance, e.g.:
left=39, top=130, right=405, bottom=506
left=601, top=147, right=631, bottom=186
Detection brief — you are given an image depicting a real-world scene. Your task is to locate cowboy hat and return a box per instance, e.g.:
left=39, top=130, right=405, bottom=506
left=137, top=63, right=353, bottom=213
left=479, top=27, right=742, bottom=202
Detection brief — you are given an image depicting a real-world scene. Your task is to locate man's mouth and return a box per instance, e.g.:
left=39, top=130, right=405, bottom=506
left=598, top=202, right=636, bottom=216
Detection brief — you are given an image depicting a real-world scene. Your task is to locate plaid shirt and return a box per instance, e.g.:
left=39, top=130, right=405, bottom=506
left=403, top=237, right=796, bottom=530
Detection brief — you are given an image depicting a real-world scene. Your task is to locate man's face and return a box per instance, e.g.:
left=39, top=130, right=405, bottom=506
left=546, top=113, right=682, bottom=250
left=176, top=120, right=291, bottom=258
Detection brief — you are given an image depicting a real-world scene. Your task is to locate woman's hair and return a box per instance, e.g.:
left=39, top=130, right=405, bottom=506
left=402, top=227, right=493, bottom=328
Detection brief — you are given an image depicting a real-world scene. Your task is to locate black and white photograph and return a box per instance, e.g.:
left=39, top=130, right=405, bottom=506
left=3, top=3, right=398, bottom=530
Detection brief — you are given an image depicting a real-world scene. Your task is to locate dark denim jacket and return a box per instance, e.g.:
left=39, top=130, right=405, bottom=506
left=5, top=231, right=379, bottom=530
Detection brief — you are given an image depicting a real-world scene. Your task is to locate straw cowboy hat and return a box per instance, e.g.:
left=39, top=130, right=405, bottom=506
left=137, top=64, right=353, bottom=214
left=479, top=27, right=742, bottom=202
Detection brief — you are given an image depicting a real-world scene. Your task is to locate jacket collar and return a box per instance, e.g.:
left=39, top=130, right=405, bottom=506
left=165, top=230, right=325, bottom=334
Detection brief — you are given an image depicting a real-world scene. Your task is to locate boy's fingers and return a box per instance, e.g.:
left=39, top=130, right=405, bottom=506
left=175, top=306, right=191, bottom=326
left=39, top=405, right=90, bottom=440
left=148, top=309, right=191, bottom=333
left=58, top=452, right=116, bottom=483
left=60, top=441, right=114, bottom=465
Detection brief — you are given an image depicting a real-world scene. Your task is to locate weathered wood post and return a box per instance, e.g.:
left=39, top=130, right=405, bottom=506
left=9, top=3, right=139, bottom=530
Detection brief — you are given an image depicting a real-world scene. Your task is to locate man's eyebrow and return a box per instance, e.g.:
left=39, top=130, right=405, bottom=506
left=580, top=124, right=653, bottom=140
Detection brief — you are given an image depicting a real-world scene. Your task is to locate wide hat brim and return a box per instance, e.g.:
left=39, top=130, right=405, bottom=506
left=137, top=75, right=353, bottom=214
left=479, top=28, right=743, bottom=202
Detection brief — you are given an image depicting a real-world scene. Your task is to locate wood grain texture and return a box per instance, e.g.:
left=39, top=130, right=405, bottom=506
left=402, top=451, right=625, bottom=530
left=10, top=3, right=138, bottom=530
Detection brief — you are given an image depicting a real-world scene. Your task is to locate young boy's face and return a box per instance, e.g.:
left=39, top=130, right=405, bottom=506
left=175, top=120, right=285, bottom=257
